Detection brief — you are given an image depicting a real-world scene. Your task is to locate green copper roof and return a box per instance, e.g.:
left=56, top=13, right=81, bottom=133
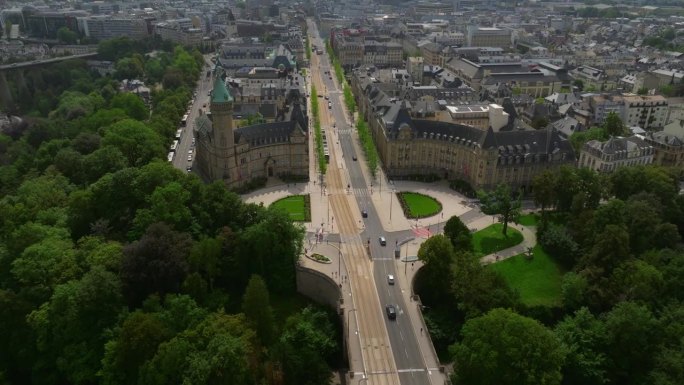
left=212, top=76, right=233, bottom=103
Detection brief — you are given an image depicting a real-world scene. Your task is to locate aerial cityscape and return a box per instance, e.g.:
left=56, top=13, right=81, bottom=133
left=1, top=0, right=684, bottom=385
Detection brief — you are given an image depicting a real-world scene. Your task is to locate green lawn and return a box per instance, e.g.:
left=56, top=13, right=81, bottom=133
left=517, top=213, right=539, bottom=226
left=472, top=223, right=523, bottom=255
left=490, top=245, right=563, bottom=307
left=270, top=195, right=310, bottom=222
left=398, top=192, right=442, bottom=218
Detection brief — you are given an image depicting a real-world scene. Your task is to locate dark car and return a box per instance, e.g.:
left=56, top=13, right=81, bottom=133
left=361, top=209, right=368, bottom=218
left=386, top=304, right=396, bottom=320
left=352, top=155, right=358, bottom=161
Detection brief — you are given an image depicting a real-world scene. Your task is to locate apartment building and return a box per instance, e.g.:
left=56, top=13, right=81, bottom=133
left=579, top=136, right=654, bottom=173
left=156, top=23, right=202, bottom=47
left=623, top=95, right=668, bottom=130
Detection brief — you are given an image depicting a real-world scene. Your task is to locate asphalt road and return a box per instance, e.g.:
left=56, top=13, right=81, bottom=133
left=308, top=22, right=432, bottom=385
left=172, top=56, right=214, bottom=171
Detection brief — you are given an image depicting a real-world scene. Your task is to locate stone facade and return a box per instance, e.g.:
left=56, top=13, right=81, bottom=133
left=194, top=75, right=308, bottom=188
left=352, top=73, right=576, bottom=192
left=579, top=136, right=654, bottom=173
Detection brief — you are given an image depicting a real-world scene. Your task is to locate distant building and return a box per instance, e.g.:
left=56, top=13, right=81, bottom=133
left=579, top=136, right=653, bottom=173
left=78, top=15, right=150, bottom=41
left=466, top=25, right=512, bottom=49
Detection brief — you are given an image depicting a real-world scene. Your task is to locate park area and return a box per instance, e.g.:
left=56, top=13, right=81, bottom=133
left=397, top=192, right=442, bottom=218
left=270, top=195, right=310, bottom=222
left=471, top=223, right=524, bottom=256
left=490, top=245, right=563, bottom=307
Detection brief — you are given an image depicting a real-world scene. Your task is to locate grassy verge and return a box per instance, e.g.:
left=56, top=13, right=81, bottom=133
left=398, top=192, right=442, bottom=218
left=490, top=245, right=563, bottom=307
left=356, top=119, right=378, bottom=176
left=271, top=195, right=310, bottom=222
left=472, top=223, right=523, bottom=256
left=517, top=213, right=539, bottom=226
left=310, top=85, right=326, bottom=175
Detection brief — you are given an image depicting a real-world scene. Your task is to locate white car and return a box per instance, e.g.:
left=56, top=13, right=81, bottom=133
left=187, top=155, right=193, bottom=161
left=188, top=149, right=193, bottom=155
left=387, top=275, right=394, bottom=285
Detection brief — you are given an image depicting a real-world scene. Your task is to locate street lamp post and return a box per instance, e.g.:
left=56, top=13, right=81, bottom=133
left=338, top=238, right=342, bottom=284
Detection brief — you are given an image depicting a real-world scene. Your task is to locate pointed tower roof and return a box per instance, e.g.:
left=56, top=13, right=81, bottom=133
left=211, top=76, right=233, bottom=104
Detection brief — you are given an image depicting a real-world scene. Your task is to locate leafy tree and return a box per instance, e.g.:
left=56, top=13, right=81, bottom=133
left=443, top=215, right=473, bottom=251
left=81, top=146, right=128, bottom=184
left=49, top=91, right=104, bottom=121
left=604, top=112, right=625, bottom=137
left=276, top=306, right=337, bottom=385
left=237, top=208, right=304, bottom=294
left=560, top=272, right=588, bottom=312
left=130, top=181, right=193, bottom=238
left=114, top=57, right=144, bottom=80
left=418, top=234, right=456, bottom=276
left=101, top=119, right=164, bottom=167
left=573, top=79, right=584, bottom=90
left=101, top=311, right=174, bottom=385
left=580, top=224, right=631, bottom=276
left=532, top=170, right=558, bottom=221
left=11, top=237, right=80, bottom=302
left=242, top=275, right=275, bottom=346
left=120, top=222, right=192, bottom=306
left=554, top=307, right=608, bottom=385
left=56, top=27, right=78, bottom=44
left=110, top=93, right=149, bottom=121
left=71, top=132, right=101, bottom=155
left=451, top=251, right=518, bottom=317
left=478, top=184, right=521, bottom=236
left=450, top=308, right=566, bottom=385
left=608, top=259, right=663, bottom=304
left=603, top=301, right=660, bottom=385
left=27, top=266, right=124, bottom=385
left=188, top=237, right=222, bottom=290
left=139, top=312, right=257, bottom=385
left=569, top=127, right=608, bottom=154
left=538, top=223, right=580, bottom=269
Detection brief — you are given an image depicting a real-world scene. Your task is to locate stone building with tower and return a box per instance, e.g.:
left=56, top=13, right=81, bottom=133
left=193, top=74, right=309, bottom=188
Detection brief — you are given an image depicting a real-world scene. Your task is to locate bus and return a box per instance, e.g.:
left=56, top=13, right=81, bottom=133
left=175, top=128, right=183, bottom=141
left=167, top=152, right=175, bottom=162
left=181, top=114, right=188, bottom=127
left=170, top=140, right=179, bottom=152
left=324, top=148, right=330, bottom=163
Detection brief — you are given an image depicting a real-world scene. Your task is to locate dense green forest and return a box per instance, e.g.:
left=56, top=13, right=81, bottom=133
left=417, top=165, right=684, bottom=385
left=0, top=38, right=340, bottom=385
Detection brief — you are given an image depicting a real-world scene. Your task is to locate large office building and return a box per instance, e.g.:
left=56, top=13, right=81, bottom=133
left=78, top=15, right=150, bottom=41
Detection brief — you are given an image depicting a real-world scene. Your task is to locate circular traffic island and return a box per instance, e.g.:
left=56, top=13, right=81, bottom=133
left=397, top=192, right=442, bottom=219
